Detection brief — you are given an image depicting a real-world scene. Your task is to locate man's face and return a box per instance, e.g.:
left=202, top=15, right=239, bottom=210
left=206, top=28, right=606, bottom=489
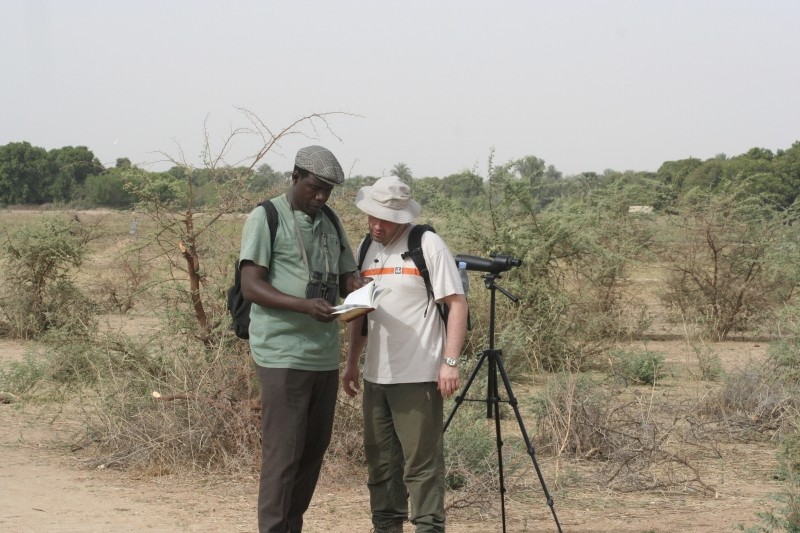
left=368, top=215, right=403, bottom=245
left=291, top=174, right=333, bottom=215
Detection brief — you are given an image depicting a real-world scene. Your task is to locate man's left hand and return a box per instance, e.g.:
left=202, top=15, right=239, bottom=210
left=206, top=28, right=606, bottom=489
left=438, top=364, right=460, bottom=398
left=342, top=272, right=371, bottom=296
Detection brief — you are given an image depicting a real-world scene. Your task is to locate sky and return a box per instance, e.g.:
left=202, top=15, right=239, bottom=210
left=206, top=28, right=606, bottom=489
left=2, top=0, right=799, bottom=179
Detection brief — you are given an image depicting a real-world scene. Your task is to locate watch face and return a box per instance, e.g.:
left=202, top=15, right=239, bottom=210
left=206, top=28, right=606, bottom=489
left=445, top=357, right=458, bottom=367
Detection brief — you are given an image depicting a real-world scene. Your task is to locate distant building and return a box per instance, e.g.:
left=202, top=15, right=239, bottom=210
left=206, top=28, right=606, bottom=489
left=628, top=205, right=654, bottom=214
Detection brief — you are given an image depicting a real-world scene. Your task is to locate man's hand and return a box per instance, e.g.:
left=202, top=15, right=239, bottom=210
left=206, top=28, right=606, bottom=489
left=341, top=272, right=372, bottom=296
left=438, top=364, right=460, bottom=398
left=341, top=362, right=361, bottom=397
left=305, top=298, right=337, bottom=323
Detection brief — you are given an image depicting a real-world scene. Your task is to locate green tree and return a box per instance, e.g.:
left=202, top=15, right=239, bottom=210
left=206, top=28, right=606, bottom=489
left=410, top=176, right=443, bottom=206
left=509, top=155, right=548, bottom=211
left=391, top=162, right=413, bottom=184
left=249, top=163, right=287, bottom=192
left=603, top=171, right=662, bottom=209
left=722, top=147, right=774, bottom=186
left=771, top=141, right=800, bottom=207
left=48, top=146, right=101, bottom=203
left=82, top=167, right=139, bottom=208
left=440, top=171, right=484, bottom=207
left=656, top=157, right=702, bottom=191
left=683, top=158, right=725, bottom=192
left=0, top=141, right=51, bottom=204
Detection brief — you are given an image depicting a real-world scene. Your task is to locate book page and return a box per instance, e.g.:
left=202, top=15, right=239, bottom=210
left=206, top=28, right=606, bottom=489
left=333, top=281, right=375, bottom=312
left=333, top=281, right=390, bottom=313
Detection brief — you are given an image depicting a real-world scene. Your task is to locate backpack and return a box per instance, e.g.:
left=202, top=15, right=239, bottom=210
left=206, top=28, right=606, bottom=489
left=227, top=199, right=344, bottom=340
left=356, top=224, right=469, bottom=335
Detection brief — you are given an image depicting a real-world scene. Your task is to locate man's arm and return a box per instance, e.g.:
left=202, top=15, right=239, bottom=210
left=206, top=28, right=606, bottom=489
left=438, top=293, right=468, bottom=398
left=342, top=316, right=368, bottom=397
left=239, top=261, right=335, bottom=322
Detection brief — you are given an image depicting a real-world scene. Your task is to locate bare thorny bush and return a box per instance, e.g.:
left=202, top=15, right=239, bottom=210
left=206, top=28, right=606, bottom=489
left=533, top=371, right=746, bottom=496
left=128, top=108, right=355, bottom=344
left=659, top=190, right=798, bottom=340
left=94, top=244, right=155, bottom=314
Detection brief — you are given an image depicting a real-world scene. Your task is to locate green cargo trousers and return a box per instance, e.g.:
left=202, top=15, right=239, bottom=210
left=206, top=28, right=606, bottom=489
left=363, top=381, right=446, bottom=532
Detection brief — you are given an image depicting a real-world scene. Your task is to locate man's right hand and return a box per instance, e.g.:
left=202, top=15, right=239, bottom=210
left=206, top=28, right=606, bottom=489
left=341, top=363, right=361, bottom=397
left=306, top=298, right=337, bottom=323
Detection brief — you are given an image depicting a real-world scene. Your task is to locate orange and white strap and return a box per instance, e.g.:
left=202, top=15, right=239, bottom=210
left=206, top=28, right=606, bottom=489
left=362, top=267, right=421, bottom=277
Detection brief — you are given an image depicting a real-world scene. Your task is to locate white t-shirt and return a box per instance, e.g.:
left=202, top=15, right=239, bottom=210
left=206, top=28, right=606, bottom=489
left=358, top=225, right=464, bottom=384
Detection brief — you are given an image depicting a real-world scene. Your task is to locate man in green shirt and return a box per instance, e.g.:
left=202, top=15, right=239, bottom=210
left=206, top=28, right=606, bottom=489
left=239, top=145, right=366, bottom=533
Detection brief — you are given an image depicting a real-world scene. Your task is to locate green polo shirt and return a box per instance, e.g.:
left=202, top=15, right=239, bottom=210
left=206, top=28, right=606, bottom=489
left=238, top=194, right=357, bottom=371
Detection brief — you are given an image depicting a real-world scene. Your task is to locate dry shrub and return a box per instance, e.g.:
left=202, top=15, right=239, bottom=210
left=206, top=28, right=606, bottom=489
left=701, top=350, right=799, bottom=441
left=93, top=245, right=154, bottom=313
left=533, top=372, right=716, bottom=494
left=706, top=367, right=794, bottom=435
left=659, top=191, right=793, bottom=340
left=0, top=215, right=96, bottom=339
left=77, top=331, right=262, bottom=473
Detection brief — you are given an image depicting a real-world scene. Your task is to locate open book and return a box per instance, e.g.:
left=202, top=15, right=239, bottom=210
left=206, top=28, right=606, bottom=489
left=333, top=281, right=391, bottom=322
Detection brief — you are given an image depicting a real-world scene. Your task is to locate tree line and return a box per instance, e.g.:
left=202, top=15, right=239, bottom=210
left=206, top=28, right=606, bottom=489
left=1, top=140, right=799, bottom=212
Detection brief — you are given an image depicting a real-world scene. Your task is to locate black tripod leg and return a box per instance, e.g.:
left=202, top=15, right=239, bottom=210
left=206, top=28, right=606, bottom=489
left=494, top=355, right=563, bottom=533
left=489, top=362, right=509, bottom=533
left=444, top=349, right=489, bottom=432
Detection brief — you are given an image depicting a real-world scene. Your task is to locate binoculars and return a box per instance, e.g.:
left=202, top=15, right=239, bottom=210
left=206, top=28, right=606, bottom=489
left=306, top=271, right=339, bottom=306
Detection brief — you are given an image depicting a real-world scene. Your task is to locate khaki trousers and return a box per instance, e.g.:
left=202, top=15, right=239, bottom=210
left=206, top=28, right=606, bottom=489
left=363, top=381, right=446, bottom=532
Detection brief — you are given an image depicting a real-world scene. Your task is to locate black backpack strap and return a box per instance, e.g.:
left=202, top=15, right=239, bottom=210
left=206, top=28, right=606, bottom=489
left=357, top=233, right=373, bottom=270
left=260, top=199, right=279, bottom=249
left=401, top=224, right=446, bottom=323
left=236, top=199, right=278, bottom=273
left=228, top=199, right=280, bottom=340
left=356, top=233, right=373, bottom=337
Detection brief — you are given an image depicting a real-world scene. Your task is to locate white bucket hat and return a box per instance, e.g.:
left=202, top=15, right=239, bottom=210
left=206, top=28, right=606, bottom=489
left=355, top=176, right=421, bottom=223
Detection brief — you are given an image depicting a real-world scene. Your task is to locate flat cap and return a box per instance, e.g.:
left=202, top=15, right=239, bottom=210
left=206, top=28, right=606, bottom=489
left=295, top=145, right=345, bottom=185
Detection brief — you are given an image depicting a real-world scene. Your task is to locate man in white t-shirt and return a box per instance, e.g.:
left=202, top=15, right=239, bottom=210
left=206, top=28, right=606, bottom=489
left=342, top=176, right=468, bottom=533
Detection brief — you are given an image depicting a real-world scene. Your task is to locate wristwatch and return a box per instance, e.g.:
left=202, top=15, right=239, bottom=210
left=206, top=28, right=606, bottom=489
left=444, top=357, right=458, bottom=367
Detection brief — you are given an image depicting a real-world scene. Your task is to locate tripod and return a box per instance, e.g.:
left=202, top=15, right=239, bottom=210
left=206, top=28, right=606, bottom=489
left=444, top=271, right=562, bottom=533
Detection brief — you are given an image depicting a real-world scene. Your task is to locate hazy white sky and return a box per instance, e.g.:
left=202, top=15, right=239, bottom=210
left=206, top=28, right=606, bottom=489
left=2, top=0, right=799, bottom=178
